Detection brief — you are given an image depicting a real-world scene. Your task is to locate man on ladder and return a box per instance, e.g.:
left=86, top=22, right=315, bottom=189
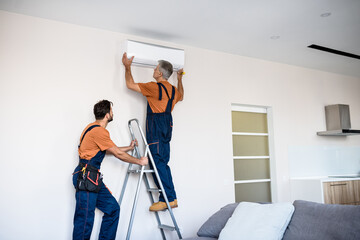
left=122, top=52, right=184, bottom=211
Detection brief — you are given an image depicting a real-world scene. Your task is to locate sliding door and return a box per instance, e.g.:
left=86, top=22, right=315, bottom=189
left=231, top=105, right=274, bottom=202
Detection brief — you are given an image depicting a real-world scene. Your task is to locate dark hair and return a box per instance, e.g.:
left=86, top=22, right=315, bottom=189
left=93, top=100, right=113, bottom=120
left=158, top=60, right=173, bottom=80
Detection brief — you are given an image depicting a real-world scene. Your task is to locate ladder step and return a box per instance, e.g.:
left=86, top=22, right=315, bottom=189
left=128, top=169, right=155, bottom=173
left=147, top=188, right=161, bottom=192
left=158, top=224, right=175, bottom=231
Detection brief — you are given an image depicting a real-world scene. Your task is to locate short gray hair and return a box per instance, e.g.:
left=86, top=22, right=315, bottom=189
left=158, top=60, right=173, bottom=80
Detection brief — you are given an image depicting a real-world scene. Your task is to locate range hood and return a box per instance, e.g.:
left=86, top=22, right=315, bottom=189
left=317, top=104, right=360, bottom=136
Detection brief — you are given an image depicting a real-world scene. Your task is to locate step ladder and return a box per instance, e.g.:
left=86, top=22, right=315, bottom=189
left=118, top=118, right=182, bottom=240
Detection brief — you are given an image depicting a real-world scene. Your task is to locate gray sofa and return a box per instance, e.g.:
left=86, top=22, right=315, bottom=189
left=184, top=200, right=360, bottom=240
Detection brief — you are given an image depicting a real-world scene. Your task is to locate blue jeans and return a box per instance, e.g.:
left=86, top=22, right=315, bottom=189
left=73, top=172, right=120, bottom=240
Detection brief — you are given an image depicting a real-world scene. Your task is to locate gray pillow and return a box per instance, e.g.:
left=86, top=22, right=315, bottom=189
left=283, top=200, right=360, bottom=240
left=197, top=203, right=239, bottom=238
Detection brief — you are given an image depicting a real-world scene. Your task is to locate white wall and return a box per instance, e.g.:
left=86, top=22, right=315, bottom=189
left=1, top=11, right=360, bottom=240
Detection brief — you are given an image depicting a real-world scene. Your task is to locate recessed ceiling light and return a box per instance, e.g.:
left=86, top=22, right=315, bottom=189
left=320, top=12, right=331, bottom=17
left=270, top=36, right=280, bottom=40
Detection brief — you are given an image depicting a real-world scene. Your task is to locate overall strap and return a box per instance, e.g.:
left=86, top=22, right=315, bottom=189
left=157, top=82, right=171, bottom=100
left=165, top=85, right=175, bottom=113
left=170, top=85, right=175, bottom=101
left=158, top=82, right=175, bottom=113
left=78, top=125, right=101, bottom=148
left=147, top=102, right=154, bottom=114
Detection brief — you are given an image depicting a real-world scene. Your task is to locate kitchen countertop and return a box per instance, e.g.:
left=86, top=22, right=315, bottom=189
left=291, top=175, right=360, bottom=182
left=323, top=176, right=360, bottom=182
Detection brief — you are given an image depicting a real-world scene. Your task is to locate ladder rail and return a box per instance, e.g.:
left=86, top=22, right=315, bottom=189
left=143, top=144, right=182, bottom=239
left=119, top=118, right=182, bottom=240
left=132, top=119, right=181, bottom=239
left=119, top=119, right=144, bottom=205
left=127, top=129, right=166, bottom=240
left=128, top=119, right=173, bottom=209
left=142, top=168, right=166, bottom=240
left=118, top=160, right=135, bottom=205
left=126, top=165, right=145, bottom=240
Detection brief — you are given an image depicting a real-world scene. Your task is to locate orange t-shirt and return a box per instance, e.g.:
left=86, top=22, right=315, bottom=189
left=78, top=122, right=116, bottom=160
left=138, top=81, right=182, bottom=113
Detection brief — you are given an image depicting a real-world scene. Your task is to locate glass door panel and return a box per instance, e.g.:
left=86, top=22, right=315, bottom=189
left=232, top=111, right=268, bottom=133
left=235, top=182, right=271, bottom=202
left=232, top=135, right=269, bottom=156
left=234, top=159, right=270, bottom=181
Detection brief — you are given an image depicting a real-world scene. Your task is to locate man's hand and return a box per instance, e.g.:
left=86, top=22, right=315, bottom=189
left=122, top=52, right=134, bottom=69
left=129, top=139, right=138, bottom=150
left=139, top=157, right=148, bottom=166
left=177, top=68, right=184, bottom=80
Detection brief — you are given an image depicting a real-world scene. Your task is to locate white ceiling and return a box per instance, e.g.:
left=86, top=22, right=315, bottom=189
left=1, top=0, right=360, bottom=78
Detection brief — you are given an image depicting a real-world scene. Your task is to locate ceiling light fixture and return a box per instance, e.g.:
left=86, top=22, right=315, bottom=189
left=308, top=44, right=360, bottom=60
left=320, top=12, right=331, bottom=17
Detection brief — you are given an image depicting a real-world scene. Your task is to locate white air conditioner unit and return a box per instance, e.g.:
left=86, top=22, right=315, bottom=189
left=123, top=40, right=185, bottom=71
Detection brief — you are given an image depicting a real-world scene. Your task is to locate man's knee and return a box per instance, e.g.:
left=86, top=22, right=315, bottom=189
left=109, top=202, right=120, bottom=218
left=114, top=203, right=120, bottom=215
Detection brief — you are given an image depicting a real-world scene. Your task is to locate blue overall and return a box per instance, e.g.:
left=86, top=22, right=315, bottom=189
left=72, top=125, right=120, bottom=240
left=146, top=82, right=177, bottom=202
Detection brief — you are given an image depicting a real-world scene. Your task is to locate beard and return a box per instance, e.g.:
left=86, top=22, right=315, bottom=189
left=108, top=115, right=113, bottom=123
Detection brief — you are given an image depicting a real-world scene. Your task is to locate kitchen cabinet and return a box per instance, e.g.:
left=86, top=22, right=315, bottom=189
left=323, top=180, right=360, bottom=205
left=353, top=180, right=360, bottom=204
left=290, top=177, right=360, bottom=205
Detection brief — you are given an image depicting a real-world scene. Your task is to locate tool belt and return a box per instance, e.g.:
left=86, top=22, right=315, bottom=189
left=75, top=163, right=103, bottom=193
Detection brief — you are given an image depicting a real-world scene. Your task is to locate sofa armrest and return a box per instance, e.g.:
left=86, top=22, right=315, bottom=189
left=196, top=203, right=239, bottom=238
left=283, top=200, right=360, bottom=240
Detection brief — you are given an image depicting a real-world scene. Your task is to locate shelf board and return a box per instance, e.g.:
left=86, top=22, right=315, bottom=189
left=233, top=156, right=269, bottom=159
left=232, top=132, right=268, bottom=136
left=234, top=179, right=271, bottom=184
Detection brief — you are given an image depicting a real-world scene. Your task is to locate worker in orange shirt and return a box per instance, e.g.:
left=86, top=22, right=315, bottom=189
left=122, top=53, right=184, bottom=211
left=72, top=99, right=148, bottom=240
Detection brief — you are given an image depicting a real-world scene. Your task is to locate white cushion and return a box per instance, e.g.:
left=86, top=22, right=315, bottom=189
left=218, top=202, right=294, bottom=240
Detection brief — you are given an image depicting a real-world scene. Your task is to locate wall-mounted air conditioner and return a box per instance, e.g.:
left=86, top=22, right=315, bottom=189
left=123, top=40, right=185, bottom=70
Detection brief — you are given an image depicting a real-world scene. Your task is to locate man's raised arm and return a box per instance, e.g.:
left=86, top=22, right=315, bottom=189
left=122, top=52, right=141, bottom=93
left=177, top=69, right=184, bottom=101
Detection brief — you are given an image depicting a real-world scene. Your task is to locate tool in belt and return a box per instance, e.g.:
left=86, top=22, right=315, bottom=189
left=76, top=162, right=103, bottom=193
